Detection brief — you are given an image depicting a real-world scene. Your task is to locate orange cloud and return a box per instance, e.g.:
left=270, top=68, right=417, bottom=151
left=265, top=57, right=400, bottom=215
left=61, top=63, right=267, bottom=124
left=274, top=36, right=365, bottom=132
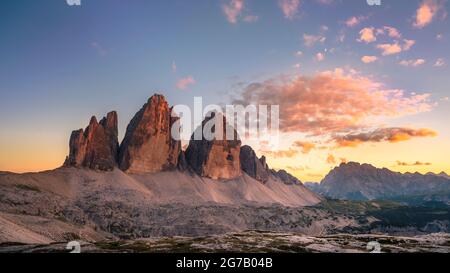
left=376, top=42, right=402, bottom=56
left=358, top=27, right=376, bottom=43
left=293, top=141, right=316, bottom=154
left=326, top=154, right=336, bottom=164
left=376, top=39, right=415, bottom=56
left=234, top=69, right=433, bottom=136
left=414, top=0, right=446, bottom=28
left=334, top=127, right=438, bottom=148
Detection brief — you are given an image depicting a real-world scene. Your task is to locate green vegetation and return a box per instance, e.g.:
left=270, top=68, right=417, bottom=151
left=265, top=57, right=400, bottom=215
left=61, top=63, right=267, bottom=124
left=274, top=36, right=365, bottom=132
left=315, top=198, right=450, bottom=231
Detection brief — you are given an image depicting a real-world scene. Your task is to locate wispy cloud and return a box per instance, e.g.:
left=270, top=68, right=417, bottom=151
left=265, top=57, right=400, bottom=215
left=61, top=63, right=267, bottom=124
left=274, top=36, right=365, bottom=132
left=334, top=127, right=437, bottom=148
left=315, top=52, right=325, bottom=62
left=399, top=59, right=426, bottom=67
left=91, top=42, right=107, bottom=56
left=434, top=58, right=446, bottom=67
left=397, top=161, right=432, bottom=166
left=361, top=55, right=378, bottom=64
left=176, top=76, right=196, bottom=90
left=171, top=61, right=177, bottom=73
left=303, top=34, right=326, bottom=47
left=243, top=14, right=259, bottom=23
left=326, top=154, right=336, bottom=164
left=376, top=40, right=415, bottom=56
left=293, top=141, right=316, bottom=154
left=279, top=0, right=301, bottom=19
left=222, top=0, right=245, bottom=24
left=380, top=26, right=402, bottom=39
left=259, top=148, right=299, bottom=158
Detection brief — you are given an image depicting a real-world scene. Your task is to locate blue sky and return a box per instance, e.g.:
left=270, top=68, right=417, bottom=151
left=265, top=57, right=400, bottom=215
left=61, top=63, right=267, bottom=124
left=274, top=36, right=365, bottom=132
left=0, top=0, right=449, bottom=180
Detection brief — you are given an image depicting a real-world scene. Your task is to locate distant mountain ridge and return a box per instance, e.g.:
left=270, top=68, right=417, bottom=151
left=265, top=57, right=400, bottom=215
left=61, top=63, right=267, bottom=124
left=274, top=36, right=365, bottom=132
left=306, top=162, right=450, bottom=201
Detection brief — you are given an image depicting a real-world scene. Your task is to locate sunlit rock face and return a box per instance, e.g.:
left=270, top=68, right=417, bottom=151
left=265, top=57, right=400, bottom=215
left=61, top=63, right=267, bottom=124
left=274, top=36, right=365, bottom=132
left=240, top=145, right=269, bottom=183
left=185, top=113, right=242, bottom=180
left=118, top=94, right=181, bottom=173
left=64, top=111, right=119, bottom=171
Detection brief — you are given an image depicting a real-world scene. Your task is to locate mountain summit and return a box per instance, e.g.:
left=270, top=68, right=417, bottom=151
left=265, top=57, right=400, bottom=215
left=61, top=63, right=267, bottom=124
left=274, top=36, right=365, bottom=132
left=119, top=94, right=181, bottom=173
left=64, top=111, right=119, bottom=171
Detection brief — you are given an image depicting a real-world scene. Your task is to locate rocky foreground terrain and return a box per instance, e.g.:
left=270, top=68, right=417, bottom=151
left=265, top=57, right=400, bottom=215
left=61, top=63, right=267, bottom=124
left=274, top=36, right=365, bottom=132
left=1, top=231, right=449, bottom=253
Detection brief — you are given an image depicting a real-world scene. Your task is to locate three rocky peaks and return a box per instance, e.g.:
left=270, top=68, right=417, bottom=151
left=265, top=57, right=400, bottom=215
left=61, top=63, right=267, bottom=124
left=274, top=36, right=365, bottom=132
left=64, top=94, right=301, bottom=184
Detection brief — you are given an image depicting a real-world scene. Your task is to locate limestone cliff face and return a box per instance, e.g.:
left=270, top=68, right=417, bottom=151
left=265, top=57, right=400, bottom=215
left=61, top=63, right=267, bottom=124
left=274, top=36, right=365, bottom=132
left=64, top=111, right=119, bottom=171
left=240, top=145, right=269, bottom=183
left=118, top=94, right=181, bottom=173
left=185, top=113, right=241, bottom=180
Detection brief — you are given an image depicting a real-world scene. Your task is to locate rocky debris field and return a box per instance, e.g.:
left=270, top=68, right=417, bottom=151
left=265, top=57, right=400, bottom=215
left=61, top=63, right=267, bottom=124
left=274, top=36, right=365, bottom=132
left=1, top=231, right=449, bottom=253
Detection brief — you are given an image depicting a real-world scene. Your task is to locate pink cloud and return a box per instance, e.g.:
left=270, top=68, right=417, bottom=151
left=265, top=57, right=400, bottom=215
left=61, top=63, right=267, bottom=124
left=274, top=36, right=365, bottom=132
left=361, top=56, right=378, bottom=64
left=403, top=39, right=416, bottom=50
left=382, top=26, right=402, bottom=38
left=345, top=15, right=368, bottom=27
left=176, top=76, right=196, bottom=90
left=222, top=0, right=244, bottom=24
left=279, top=0, right=301, bottom=19
left=315, top=52, right=325, bottom=62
